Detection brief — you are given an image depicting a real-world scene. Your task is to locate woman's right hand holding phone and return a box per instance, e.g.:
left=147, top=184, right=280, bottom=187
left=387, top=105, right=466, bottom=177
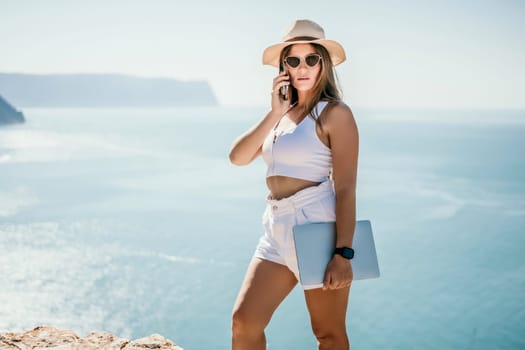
left=271, top=70, right=291, bottom=115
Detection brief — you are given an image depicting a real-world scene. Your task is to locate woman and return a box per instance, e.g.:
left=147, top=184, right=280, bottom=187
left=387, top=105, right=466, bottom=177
left=228, top=19, right=359, bottom=350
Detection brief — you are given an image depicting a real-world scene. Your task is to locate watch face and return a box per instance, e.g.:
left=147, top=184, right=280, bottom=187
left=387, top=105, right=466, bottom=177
left=342, top=248, right=354, bottom=259
left=336, top=247, right=354, bottom=259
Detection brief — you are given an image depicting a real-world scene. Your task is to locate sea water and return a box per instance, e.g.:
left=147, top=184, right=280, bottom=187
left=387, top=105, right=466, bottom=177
left=0, top=106, right=524, bottom=349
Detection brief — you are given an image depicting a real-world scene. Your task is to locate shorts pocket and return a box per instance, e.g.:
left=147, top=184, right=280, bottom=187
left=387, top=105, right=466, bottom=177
left=319, top=195, right=336, bottom=221
left=299, top=195, right=335, bottom=224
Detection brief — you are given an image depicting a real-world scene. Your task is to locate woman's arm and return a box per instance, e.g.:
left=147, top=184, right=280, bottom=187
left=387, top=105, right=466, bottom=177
left=228, top=71, right=292, bottom=166
left=228, top=109, right=281, bottom=166
left=322, top=102, right=359, bottom=290
left=330, top=102, right=359, bottom=248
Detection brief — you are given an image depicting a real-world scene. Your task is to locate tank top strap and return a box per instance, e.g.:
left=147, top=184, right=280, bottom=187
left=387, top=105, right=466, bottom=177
left=316, top=101, right=329, bottom=115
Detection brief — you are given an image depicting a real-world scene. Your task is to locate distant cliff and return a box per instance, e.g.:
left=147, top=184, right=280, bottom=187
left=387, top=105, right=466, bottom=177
left=0, top=73, right=218, bottom=107
left=0, top=94, right=25, bottom=125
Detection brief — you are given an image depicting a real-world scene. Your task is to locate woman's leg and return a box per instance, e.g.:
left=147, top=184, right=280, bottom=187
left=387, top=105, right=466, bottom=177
left=232, top=257, right=297, bottom=350
left=304, top=286, right=351, bottom=350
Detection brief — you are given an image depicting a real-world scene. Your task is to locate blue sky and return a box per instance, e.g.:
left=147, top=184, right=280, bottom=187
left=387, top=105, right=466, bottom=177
left=1, top=0, right=524, bottom=108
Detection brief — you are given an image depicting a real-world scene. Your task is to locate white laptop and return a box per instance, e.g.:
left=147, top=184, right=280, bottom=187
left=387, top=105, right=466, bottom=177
left=293, top=220, right=380, bottom=289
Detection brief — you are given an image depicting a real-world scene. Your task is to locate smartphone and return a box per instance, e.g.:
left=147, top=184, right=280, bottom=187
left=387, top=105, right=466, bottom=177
left=279, top=65, right=288, bottom=101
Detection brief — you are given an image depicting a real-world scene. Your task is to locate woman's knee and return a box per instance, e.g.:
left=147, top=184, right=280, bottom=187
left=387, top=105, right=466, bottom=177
left=311, top=325, right=349, bottom=350
left=231, top=305, right=266, bottom=337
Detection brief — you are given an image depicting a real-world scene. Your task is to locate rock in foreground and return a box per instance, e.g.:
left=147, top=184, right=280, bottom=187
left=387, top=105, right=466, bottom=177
left=0, top=326, right=183, bottom=350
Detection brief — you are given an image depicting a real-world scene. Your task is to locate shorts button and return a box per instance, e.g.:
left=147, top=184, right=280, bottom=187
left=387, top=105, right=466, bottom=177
left=272, top=205, right=278, bottom=210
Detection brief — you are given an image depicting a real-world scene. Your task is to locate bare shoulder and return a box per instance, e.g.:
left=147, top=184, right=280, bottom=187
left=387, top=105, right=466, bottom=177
left=321, top=101, right=358, bottom=133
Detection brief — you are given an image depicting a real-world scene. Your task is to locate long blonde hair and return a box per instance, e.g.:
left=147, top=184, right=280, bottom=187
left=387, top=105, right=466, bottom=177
left=279, top=43, right=343, bottom=121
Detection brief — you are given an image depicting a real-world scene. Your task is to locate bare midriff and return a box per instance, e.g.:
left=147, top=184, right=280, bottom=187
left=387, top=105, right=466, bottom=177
left=266, top=176, right=321, bottom=200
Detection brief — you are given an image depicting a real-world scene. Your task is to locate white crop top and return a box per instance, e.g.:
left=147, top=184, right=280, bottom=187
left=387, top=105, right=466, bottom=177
left=262, top=101, right=332, bottom=182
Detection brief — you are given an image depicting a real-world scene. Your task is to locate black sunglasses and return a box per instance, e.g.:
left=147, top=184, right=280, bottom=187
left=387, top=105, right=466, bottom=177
left=283, top=54, right=322, bottom=68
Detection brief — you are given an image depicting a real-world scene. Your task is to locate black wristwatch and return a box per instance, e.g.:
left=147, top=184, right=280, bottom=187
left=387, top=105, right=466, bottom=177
left=334, top=247, right=354, bottom=260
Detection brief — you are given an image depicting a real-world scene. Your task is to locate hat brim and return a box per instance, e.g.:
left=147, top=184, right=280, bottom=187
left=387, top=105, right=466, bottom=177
left=262, top=39, right=346, bottom=67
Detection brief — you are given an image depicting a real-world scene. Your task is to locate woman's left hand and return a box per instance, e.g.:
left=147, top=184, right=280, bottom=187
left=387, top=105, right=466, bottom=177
left=323, top=255, right=353, bottom=290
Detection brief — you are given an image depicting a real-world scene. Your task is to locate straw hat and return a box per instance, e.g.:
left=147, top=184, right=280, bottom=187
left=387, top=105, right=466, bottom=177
left=262, top=19, right=347, bottom=67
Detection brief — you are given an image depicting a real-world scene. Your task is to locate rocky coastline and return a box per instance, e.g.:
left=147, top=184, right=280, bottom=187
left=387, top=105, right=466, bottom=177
left=0, top=94, right=25, bottom=125
left=0, top=326, right=183, bottom=350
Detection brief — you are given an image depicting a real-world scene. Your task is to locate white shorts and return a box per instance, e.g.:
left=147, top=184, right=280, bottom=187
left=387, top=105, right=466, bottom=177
left=253, top=180, right=336, bottom=289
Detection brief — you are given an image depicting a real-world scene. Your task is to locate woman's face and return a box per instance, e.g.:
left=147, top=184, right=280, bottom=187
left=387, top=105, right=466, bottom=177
left=284, top=44, right=321, bottom=93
